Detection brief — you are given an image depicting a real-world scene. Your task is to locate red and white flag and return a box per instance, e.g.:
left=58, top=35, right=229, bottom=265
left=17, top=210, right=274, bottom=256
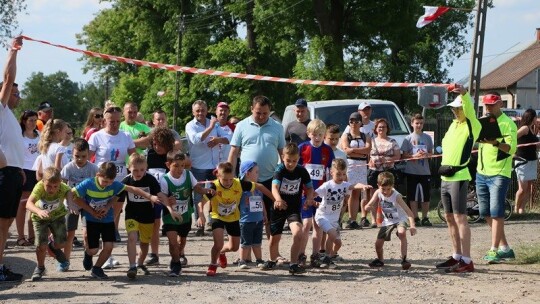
left=416, top=6, right=451, bottom=28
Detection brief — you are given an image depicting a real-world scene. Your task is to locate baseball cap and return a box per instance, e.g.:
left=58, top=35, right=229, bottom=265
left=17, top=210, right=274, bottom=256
left=349, top=112, right=361, bottom=120
left=38, top=102, right=53, bottom=111
left=358, top=101, right=371, bottom=110
left=240, top=161, right=257, bottom=179
left=447, top=95, right=463, bottom=108
left=294, top=98, right=308, bottom=107
left=217, top=101, right=229, bottom=108
left=482, top=94, right=501, bottom=105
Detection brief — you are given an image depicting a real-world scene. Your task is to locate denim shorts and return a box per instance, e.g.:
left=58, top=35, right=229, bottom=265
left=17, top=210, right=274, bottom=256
left=476, top=173, right=510, bottom=218
left=240, top=221, right=263, bottom=247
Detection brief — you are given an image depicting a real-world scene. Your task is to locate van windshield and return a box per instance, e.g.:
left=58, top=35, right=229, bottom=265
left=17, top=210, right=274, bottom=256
left=314, top=104, right=409, bottom=135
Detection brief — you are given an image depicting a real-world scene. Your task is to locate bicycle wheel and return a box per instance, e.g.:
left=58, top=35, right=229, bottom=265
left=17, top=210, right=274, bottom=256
left=466, top=198, right=482, bottom=224
left=504, top=199, right=513, bottom=221
left=437, top=200, right=446, bottom=223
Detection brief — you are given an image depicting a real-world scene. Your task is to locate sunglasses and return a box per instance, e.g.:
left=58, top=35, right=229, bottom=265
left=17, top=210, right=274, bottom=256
left=94, top=114, right=104, bottom=118
left=349, top=120, right=360, bottom=124
left=104, top=107, right=122, bottom=114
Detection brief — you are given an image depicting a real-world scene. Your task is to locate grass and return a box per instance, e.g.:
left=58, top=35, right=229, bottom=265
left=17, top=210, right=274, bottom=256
left=513, top=243, right=540, bottom=264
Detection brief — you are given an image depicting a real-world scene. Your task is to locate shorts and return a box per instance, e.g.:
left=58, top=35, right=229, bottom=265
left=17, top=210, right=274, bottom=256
left=515, top=160, right=537, bottom=182
left=211, top=219, right=241, bottom=237
left=153, top=204, right=163, bottom=220
left=270, top=210, right=301, bottom=236
left=0, top=166, right=24, bottom=218
left=33, top=217, right=67, bottom=246
left=163, top=222, right=192, bottom=238
left=406, top=174, right=431, bottom=202
left=347, top=159, right=367, bottom=184
left=22, top=169, right=38, bottom=192
left=440, top=180, right=468, bottom=215
left=376, top=222, right=407, bottom=241
left=240, top=221, right=263, bottom=247
left=65, top=213, right=80, bottom=231
left=476, top=174, right=510, bottom=218
left=86, top=221, right=116, bottom=249
left=367, top=169, right=383, bottom=189
left=315, top=216, right=340, bottom=236
left=125, top=219, right=154, bottom=243
left=300, top=196, right=321, bottom=219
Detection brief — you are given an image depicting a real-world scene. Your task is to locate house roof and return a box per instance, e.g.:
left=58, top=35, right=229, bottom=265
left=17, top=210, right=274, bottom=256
left=480, top=41, right=540, bottom=90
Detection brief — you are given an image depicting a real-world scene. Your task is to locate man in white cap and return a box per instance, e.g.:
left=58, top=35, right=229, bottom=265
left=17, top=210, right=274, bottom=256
left=285, top=98, right=311, bottom=145
left=36, top=101, right=54, bottom=132
left=476, top=92, right=517, bottom=264
left=436, top=85, right=480, bottom=273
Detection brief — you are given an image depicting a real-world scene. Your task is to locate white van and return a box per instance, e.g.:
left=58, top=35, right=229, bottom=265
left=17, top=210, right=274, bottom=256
left=282, top=99, right=411, bottom=146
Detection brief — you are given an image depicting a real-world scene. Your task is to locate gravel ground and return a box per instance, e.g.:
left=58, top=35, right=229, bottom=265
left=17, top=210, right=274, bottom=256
left=1, top=219, right=540, bottom=303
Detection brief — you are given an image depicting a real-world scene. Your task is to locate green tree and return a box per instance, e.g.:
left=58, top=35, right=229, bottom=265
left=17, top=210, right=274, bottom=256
left=0, top=0, right=26, bottom=48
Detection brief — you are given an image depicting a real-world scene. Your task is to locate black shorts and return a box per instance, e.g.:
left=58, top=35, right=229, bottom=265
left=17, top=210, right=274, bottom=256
left=86, top=221, right=116, bottom=249
left=441, top=180, right=468, bottom=215
left=0, top=166, right=24, bottom=218
left=22, top=169, right=38, bottom=192
left=211, top=219, right=240, bottom=237
left=406, top=174, right=431, bottom=202
left=163, top=222, right=192, bottom=238
left=367, top=169, right=383, bottom=189
left=270, top=210, right=302, bottom=236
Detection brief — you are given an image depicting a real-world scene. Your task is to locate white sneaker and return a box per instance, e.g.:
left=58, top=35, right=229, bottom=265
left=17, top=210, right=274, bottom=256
left=103, top=256, right=120, bottom=269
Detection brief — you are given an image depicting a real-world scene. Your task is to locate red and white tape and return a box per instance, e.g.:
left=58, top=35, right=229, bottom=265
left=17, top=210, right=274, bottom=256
left=21, top=35, right=449, bottom=88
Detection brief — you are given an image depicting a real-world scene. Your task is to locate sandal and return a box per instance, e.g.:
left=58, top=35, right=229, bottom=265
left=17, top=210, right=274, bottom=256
left=17, top=238, right=32, bottom=246
left=276, top=256, right=290, bottom=265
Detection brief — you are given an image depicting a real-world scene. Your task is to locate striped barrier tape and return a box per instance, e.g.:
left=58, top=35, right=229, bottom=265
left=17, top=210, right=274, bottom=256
left=21, top=35, right=449, bottom=88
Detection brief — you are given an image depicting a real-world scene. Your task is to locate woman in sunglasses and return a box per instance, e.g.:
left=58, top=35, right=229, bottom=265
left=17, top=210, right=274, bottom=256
left=82, top=107, right=104, bottom=140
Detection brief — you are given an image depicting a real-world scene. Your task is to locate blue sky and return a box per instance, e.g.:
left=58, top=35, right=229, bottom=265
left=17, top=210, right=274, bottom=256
left=1, top=0, right=539, bottom=89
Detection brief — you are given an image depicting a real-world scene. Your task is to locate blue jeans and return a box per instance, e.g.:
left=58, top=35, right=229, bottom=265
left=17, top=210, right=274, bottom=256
left=190, top=168, right=215, bottom=221
left=476, top=173, right=510, bottom=218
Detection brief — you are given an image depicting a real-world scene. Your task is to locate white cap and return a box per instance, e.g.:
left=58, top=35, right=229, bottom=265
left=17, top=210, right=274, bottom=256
left=447, top=95, right=463, bottom=108
left=358, top=101, right=371, bottom=110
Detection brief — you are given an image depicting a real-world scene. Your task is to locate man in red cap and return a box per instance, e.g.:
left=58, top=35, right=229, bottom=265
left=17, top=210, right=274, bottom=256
left=477, top=92, right=517, bottom=264
left=214, top=101, right=235, bottom=164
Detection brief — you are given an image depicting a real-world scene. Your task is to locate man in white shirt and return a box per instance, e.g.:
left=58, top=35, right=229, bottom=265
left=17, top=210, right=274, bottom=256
left=0, top=37, right=25, bottom=281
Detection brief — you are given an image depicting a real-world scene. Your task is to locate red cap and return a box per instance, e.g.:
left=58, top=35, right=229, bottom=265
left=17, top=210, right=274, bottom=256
left=482, top=94, right=501, bottom=105
left=217, top=101, right=229, bottom=108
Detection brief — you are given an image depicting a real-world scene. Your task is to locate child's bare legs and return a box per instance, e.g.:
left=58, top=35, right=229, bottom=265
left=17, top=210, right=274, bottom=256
left=65, top=230, right=76, bottom=260
left=16, top=193, right=33, bottom=241
left=178, top=236, right=187, bottom=256
left=92, top=241, right=114, bottom=268
left=36, top=244, right=47, bottom=267
left=311, top=220, right=322, bottom=256
left=252, top=244, right=263, bottom=261
left=375, top=238, right=385, bottom=261
left=410, top=201, right=419, bottom=219
left=361, top=196, right=376, bottom=223
left=241, top=246, right=251, bottom=261
left=397, top=226, right=408, bottom=259
left=149, top=218, right=161, bottom=256
left=127, top=231, right=138, bottom=266
left=320, top=232, right=327, bottom=252
left=349, top=189, right=360, bottom=223
left=268, top=234, right=281, bottom=261
left=325, top=228, right=342, bottom=257
left=220, top=235, right=240, bottom=254
left=167, top=231, right=180, bottom=262
left=113, top=202, right=123, bottom=237
left=289, top=222, right=303, bottom=263
left=210, top=228, right=225, bottom=264
left=299, top=218, right=312, bottom=258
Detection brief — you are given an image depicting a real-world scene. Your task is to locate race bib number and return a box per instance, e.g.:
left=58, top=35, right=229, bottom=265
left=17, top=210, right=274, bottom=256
left=305, top=164, right=325, bottom=181
left=37, top=199, right=60, bottom=211
left=325, top=202, right=341, bottom=213
left=218, top=203, right=236, bottom=216
left=89, top=199, right=108, bottom=210
left=249, top=196, right=263, bottom=213
left=381, top=201, right=399, bottom=221
left=173, top=199, right=189, bottom=215
left=127, top=187, right=150, bottom=202
left=148, top=168, right=166, bottom=182
left=279, top=178, right=301, bottom=195
left=115, top=162, right=128, bottom=181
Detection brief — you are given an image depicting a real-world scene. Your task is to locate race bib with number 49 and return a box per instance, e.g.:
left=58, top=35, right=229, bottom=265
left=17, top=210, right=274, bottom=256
left=305, top=164, right=325, bottom=181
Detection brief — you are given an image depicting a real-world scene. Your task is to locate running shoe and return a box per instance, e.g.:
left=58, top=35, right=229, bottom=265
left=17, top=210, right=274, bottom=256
left=298, top=253, right=307, bottom=267
left=103, top=256, right=120, bottom=269
left=346, top=221, right=361, bottom=230
left=72, top=238, right=84, bottom=248
left=256, top=259, right=265, bottom=268
left=145, top=254, right=160, bottom=266
left=91, top=266, right=108, bottom=279
left=83, top=251, right=93, bottom=270
left=401, top=259, right=412, bottom=270
left=31, top=266, right=45, bottom=281
left=261, top=260, right=277, bottom=270
left=421, top=218, right=433, bottom=227
left=368, top=258, right=384, bottom=268
left=179, top=255, right=188, bottom=266
left=218, top=253, right=228, bottom=268
left=0, top=265, right=23, bottom=282
left=435, top=257, right=459, bottom=269
left=289, top=263, right=306, bottom=275
left=414, top=218, right=421, bottom=227
left=483, top=249, right=501, bottom=264
left=127, top=266, right=137, bottom=279
left=206, top=264, right=218, bottom=276
left=310, top=253, right=322, bottom=268
left=169, top=262, right=182, bottom=277
left=360, top=217, right=370, bottom=228
left=446, top=260, right=474, bottom=273
left=497, top=249, right=516, bottom=261
left=137, top=264, right=150, bottom=275
left=56, top=261, right=70, bottom=272
left=238, top=260, right=249, bottom=270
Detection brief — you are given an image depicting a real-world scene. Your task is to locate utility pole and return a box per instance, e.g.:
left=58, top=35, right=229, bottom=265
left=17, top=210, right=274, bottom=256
left=468, top=0, right=489, bottom=111
left=173, top=13, right=185, bottom=130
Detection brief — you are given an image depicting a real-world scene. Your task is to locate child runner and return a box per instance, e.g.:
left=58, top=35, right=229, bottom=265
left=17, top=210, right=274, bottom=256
left=60, top=138, right=98, bottom=264
left=200, top=162, right=273, bottom=277
left=364, top=171, right=417, bottom=270
left=314, top=159, right=371, bottom=268
left=121, top=154, right=162, bottom=279
left=262, top=143, right=314, bottom=275
left=73, top=162, right=159, bottom=279
left=298, top=119, right=334, bottom=268
left=26, top=167, right=74, bottom=281
left=400, top=113, right=433, bottom=227
left=324, top=124, right=347, bottom=161
left=158, top=151, right=209, bottom=277
left=236, top=161, right=267, bottom=269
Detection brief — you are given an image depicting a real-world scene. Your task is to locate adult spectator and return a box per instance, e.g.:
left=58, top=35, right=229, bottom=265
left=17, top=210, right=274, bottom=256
left=340, top=112, right=370, bottom=229
left=342, top=101, right=375, bottom=140
left=214, top=102, right=235, bottom=164
left=82, top=107, right=104, bottom=140
left=16, top=110, right=40, bottom=246
left=151, top=109, right=182, bottom=151
left=36, top=101, right=53, bottom=132
left=228, top=95, right=286, bottom=239
left=0, top=37, right=25, bottom=281
left=477, top=92, right=517, bottom=264
left=284, top=98, right=310, bottom=145
left=436, top=87, right=480, bottom=273
left=514, top=109, right=538, bottom=214
left=120, top=102, right=152, bottom=154
left=185, top=100, right=229, bottom=235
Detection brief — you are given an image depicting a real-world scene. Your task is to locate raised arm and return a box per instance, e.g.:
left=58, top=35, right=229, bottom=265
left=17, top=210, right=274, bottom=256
left=0, top=37, right=22, bottom=107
